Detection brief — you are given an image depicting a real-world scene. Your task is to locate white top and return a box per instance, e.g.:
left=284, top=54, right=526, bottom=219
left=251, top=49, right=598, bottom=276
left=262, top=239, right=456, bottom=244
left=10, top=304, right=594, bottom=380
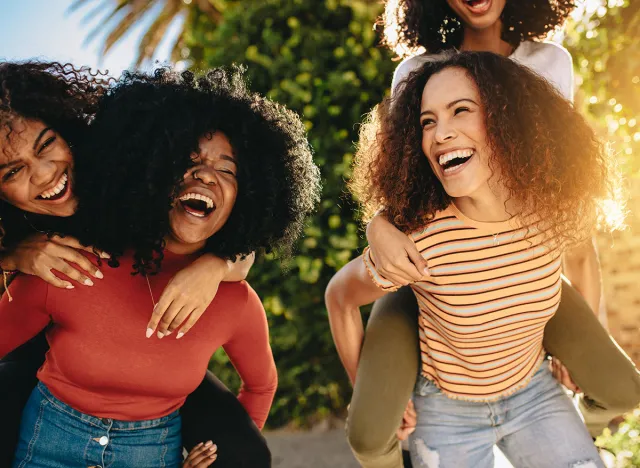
left=391, top=41, right=574, bottom=102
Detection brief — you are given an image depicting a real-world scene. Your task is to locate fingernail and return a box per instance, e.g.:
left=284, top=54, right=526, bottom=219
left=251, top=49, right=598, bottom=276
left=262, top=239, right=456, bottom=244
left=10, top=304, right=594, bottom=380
left=157, top=331, right=164, bottom=339
left=210, top=454, right=217, bottom=460
left=423, top=267, right=430, bottom=275
left=84, top=278, right=94, bottom=286
left=211, top=444, right=217, bottom=451
left=205, top=440, right=212, bottom=447
left=146, top=328, right=154, bottom=338
left=101, top=252, right=111, bottom=259
left=176, top=332, right=184, bottom=340
left=165, top=330, right=172, bottom=336
left=95, top=270, right=104, bottom=279
left=66, top=284, right=74, bottom=289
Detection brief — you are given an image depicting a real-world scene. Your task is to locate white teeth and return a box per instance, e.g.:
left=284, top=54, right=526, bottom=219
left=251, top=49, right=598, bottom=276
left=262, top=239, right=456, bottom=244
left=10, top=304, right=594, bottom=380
left=438, top=149, right=474, bottom=166
left=178, top=192, right=214, bottom=209
left=40, top=173, right=68, bottom=199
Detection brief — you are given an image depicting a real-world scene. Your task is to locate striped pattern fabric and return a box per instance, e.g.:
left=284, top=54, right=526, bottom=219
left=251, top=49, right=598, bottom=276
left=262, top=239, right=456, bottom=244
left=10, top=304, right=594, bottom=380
left=363, top=204, right=562, bottom=401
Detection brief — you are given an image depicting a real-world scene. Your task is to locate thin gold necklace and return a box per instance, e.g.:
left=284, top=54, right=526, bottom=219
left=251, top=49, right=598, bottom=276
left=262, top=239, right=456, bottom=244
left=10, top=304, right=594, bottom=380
left=145, top=275, right=157, bottom=308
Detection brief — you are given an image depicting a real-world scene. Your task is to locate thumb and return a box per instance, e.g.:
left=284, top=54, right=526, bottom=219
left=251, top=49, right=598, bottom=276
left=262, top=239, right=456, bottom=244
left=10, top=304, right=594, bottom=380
left=406, top=244, right=429, bottom=276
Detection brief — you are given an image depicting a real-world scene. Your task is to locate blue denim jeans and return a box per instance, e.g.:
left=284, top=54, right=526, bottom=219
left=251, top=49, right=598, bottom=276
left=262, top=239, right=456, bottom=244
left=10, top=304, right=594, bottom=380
left=13, top=382, right=182, bottom=468
left=409, top=364, right=604, bottom=468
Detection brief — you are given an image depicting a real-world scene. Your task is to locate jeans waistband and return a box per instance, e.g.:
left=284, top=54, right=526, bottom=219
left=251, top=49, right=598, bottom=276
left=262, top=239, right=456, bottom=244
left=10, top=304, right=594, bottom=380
left=36, top=381, right=180, bottom=431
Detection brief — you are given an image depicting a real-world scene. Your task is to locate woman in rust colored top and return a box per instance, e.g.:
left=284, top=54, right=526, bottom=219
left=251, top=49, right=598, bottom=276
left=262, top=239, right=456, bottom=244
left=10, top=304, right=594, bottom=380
left=0, top=66, right=320, bottom=467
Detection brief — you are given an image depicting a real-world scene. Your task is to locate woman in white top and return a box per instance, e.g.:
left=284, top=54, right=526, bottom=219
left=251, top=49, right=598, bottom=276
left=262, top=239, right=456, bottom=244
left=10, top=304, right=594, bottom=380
left=340, top=1, right=640, bottom=467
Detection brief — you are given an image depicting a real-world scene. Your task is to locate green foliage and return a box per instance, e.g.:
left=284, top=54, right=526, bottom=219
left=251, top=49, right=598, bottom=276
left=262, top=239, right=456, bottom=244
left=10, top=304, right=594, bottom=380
left=596, top=409, right=640, bottom=467
left=565, top=0, right=640, bottom=175
left=186, top=0, right=395, bottom=427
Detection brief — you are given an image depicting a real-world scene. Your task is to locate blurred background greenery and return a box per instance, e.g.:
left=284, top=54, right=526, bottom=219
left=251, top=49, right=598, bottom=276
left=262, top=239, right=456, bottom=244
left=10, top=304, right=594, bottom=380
left=70, top=0, right=639, bottom=461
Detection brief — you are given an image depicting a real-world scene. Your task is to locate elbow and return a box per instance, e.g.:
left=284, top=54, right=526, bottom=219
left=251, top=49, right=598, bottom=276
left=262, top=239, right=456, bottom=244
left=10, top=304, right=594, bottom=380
left=324, top=275, right=346, bottom=316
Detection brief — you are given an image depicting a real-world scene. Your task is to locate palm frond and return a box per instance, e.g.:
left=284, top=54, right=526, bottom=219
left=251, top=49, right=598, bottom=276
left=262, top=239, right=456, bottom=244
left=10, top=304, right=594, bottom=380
left=135, top=1, right=183, bottom=66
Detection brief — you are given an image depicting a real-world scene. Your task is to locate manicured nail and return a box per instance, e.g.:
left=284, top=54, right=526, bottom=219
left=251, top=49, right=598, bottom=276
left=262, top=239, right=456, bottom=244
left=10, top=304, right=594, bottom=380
left=210, top=454, right=217, bottom=460
left=95, top=271, right=104, bottom=279
left=176, top=332, right=184, bottom=340
left=146, top=328, right=154, bottom=338
left=165, top=330, right=172, bottom=336
left=205, top=441, right=212, bottom=447
left=84, top=278, right=94, bottom=286
left=101, top=252, right=111, bottom=259
left=209, top=444, right=217, bottom=452
left=66, top=284, right=75, bottom=289
left=157, top=331, right=164, bottom=339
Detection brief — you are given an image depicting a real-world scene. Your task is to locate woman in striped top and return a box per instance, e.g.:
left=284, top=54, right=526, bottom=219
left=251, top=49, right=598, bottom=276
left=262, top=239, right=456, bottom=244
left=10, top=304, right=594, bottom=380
left=325, top=51, right=620, bottom=467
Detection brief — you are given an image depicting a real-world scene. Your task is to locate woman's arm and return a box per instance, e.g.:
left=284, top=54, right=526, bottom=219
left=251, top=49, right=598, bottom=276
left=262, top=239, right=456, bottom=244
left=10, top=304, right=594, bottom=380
left=223, top=285, right=277, bottom=430
left=325, top=253, right=394, bottom=384
left=148, top=253, right=256, bottom=339
left=365, top=214, right=428, bottom=287
left=0, top=234, right=106, bottom=289
left=0, top=275, right=51, bottom=358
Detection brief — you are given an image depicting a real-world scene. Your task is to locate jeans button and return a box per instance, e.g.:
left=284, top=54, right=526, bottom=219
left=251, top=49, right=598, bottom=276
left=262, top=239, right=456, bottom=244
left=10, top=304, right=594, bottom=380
left=101, top=418, right=111, bottom=425
left=98, top=436, right=109, bottom=446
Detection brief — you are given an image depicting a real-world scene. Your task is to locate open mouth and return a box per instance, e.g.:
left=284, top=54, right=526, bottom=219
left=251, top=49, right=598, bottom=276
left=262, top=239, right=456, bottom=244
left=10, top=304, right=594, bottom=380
left=36, top=171, right=70, bottom=201
left=438, top=149, right=474, bottom=174
left=178, top=193, right=216, bottom=218
left=462, top=0, right=492, bottom=13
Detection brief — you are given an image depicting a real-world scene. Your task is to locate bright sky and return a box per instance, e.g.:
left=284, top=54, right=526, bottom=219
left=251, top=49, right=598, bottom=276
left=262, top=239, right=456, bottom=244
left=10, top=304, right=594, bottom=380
left=0, top=0, right=184, bottom=76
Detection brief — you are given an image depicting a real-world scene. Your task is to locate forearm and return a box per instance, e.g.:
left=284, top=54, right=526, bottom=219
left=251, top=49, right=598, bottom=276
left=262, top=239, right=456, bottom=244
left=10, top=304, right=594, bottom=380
left=236, top=369, right=278, bottom=430
left=325, top=257, right=388, bottom=384
left=563, top=238, right=602, bottom=315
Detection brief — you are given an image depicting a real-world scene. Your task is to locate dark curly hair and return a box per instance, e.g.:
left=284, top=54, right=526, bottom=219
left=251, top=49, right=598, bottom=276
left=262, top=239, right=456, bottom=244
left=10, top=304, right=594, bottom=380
left=72, top=65, right=321, bottom=275
left=381, top=0, right=576, bottom=57
left=351, top=51, right=622, bottom=248
left=0, top=61, right=111, bottom=249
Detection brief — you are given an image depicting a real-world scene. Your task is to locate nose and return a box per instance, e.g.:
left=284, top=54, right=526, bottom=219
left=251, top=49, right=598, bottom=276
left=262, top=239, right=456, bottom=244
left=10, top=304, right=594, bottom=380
left=191, top=166, right=217, bottom=186
left=434, top=120, right=457, bottom=144
left=30, top=160, right=58, bottom=188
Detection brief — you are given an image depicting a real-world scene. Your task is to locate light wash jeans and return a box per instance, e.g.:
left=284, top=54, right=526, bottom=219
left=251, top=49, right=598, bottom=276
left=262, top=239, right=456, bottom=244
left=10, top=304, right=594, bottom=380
left=13, top=382, right=182, bottom=468
left=409, top=364, right=604, bottom=468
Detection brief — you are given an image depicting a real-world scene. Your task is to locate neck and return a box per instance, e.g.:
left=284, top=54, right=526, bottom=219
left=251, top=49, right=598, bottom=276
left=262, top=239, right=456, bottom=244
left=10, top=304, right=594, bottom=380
left=459, top=20, right=513, bottom=56
left=452, top=182, right=516, bottom=223
left=163, top=235, right=205, bottom=255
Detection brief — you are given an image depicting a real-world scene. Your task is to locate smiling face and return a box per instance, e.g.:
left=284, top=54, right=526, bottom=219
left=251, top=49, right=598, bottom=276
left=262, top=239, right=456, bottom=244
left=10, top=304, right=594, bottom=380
left=166, top=131, right=239, bottom=254
left=446, top=0, right=507, bottom=30
left=0, top=118, right=77, bottom=217
left=419, top=66, right=496, bottom=199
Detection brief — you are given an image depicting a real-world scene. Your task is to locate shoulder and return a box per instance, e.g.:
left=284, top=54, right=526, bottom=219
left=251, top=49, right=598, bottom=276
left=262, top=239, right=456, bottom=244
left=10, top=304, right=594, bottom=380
left=518, top=41, right=572, bottom=66
left=391, top=53, right=440, bottom=95
left=514, top=41, right=574, bottom=100
left=409, top=207, right=462, bottom=241
left=217, top=281, right=266, bottom=320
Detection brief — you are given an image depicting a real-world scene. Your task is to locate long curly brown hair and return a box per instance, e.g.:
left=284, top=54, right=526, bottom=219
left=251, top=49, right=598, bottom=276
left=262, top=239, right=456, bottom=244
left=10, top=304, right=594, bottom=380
left=381, top=0, right=576, bottom=57
left=351, top=51, right=622, bottom=248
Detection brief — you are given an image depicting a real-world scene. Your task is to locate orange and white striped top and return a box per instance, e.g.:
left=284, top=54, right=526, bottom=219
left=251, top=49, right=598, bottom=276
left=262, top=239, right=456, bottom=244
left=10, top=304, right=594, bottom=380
left=364, top=204, right=562, bottom=401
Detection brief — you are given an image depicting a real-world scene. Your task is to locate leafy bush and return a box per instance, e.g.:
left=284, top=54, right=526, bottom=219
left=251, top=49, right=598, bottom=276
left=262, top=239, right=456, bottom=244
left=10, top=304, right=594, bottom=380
left=185, top=0, right=395, bottom=427
left=596, top=409, right=640, bottom=467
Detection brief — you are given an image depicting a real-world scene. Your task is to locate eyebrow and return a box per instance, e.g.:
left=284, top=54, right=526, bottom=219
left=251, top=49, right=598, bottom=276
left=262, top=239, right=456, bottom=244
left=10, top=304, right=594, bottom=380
left=420, top=98, right=478, bottom=117
left=0, top=159, right=22, bottom=171
left=220, top=154, right=237, bottom=164
left=33, top=127, right=52, bottom=151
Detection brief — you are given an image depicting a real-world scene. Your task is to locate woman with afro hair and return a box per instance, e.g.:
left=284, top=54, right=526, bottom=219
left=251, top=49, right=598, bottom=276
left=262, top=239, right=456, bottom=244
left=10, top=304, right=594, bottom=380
left=0, top=61, right=264, bottom=468
left=340, top=1, right=640, bottom=466
left=327, top=51, right=620, bottom=468
left=0, top=64, right=320, bottom=467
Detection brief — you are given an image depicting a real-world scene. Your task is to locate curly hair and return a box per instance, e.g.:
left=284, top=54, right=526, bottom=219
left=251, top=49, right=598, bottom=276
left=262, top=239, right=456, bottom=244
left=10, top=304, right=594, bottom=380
left=0, top=61, right=111, bottom=249
left=72, top=65, right=321, bottom=275
left=381, top=0, right=576, bottom=57
left=351, top=51, right=622, bottom=248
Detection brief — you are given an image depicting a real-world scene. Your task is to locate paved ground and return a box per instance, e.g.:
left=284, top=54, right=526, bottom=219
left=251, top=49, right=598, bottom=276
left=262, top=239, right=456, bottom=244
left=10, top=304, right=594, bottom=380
left=265, top=429, right=515, bottom=468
